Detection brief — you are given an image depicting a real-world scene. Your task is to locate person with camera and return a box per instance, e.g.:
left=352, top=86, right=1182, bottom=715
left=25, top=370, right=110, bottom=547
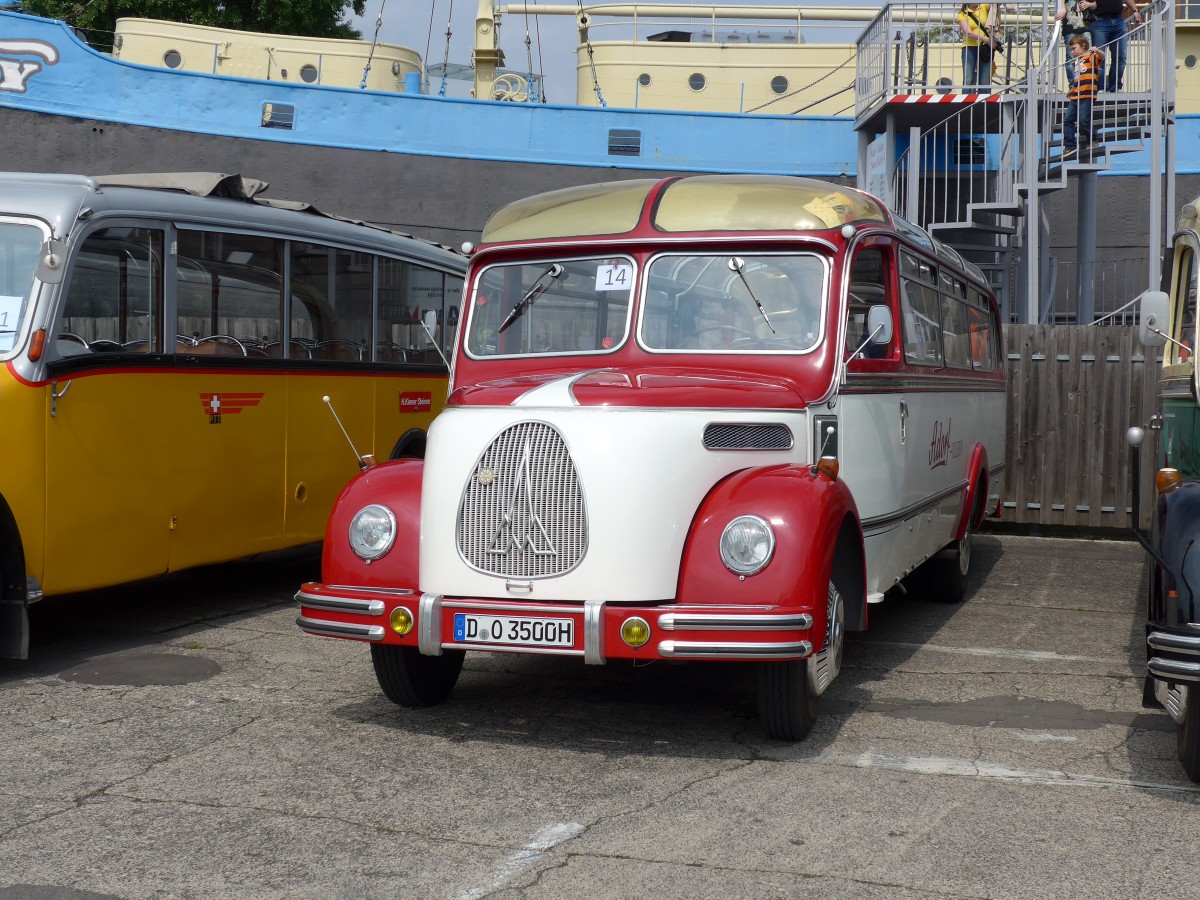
left=957, top=3, right=1001, bottom=93
left=1056, top=0, right=1091, bottom=83
left=1079, top=0, right=1142, bottom=91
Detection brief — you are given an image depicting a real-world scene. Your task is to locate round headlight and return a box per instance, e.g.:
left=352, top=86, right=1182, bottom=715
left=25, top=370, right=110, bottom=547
left=348, top=504, right=397, bottom=560
left=719, top=515, right=775, bottom=575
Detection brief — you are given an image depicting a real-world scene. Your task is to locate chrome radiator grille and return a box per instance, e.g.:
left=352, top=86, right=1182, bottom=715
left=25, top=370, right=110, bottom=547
left=703, top=422, right=793, bottom=451
left=457, top=422, right=587, bottom=578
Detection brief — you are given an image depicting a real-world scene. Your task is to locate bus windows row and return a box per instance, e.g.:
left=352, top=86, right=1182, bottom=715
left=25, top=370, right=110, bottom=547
left=845, top=246, right=999, bottom=372
left=52, top=226, right=464, bottom=365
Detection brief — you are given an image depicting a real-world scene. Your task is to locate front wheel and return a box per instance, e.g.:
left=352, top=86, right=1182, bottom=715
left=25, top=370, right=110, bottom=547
left=1178, top=684, right=1200, bottom=782
left=370, top=644, right=464, bottom=707
left=758, top=580, right=843, bottom=741
left=758, top=658, right=818, bottom=741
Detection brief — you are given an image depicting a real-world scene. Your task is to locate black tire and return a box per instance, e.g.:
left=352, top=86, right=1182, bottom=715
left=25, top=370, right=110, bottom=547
left=758, top=658, right=818, bottom=741
left=1178, top=684, right=1200, bottom=782
left=926, top=492, right=982, bottom=604
left=370, top=644, right=464, bottom=707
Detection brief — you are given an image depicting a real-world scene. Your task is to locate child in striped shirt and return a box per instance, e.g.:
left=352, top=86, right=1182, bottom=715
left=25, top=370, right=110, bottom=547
left=1063, top=33, right=1103, bottom=159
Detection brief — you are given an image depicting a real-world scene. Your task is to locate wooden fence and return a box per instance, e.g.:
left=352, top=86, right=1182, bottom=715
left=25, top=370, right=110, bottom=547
left=1001, top=325, right=1160, bottom=530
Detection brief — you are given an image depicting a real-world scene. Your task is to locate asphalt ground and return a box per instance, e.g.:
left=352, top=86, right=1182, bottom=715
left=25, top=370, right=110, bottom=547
left=0, top=533, right=1194, bottom=899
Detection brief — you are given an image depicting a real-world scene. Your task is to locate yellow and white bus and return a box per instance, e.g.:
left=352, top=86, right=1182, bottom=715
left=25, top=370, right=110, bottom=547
left=0, top=172, right=465, bottom=658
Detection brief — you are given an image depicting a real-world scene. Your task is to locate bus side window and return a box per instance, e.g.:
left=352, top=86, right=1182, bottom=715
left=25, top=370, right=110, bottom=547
left=1173, top=246, right=1196, bottom=364
left=845, top=247, right=892, bottom=361
left=900, top=276, right=944, bottom=366
left=57, top=227, right=163, bottom=357
left=378, top=257, right=456, bottom=365
left=967, top=288, right=998, bottom=371
left=176, top=230, right=283, bottom=357
left=290, top=242, right=372, bottom=362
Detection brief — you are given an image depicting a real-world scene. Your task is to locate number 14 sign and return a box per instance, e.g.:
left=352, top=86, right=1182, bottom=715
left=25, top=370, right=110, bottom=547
left=595, top=263, right=632, bottom=291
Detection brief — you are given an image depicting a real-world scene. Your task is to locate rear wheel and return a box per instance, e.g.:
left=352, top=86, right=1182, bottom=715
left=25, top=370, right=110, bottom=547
left=926, top=491, right=982, bottom=604
left=370, top=644, right=464, bottom=707
left=1178, top=684, right=1200, bottom=782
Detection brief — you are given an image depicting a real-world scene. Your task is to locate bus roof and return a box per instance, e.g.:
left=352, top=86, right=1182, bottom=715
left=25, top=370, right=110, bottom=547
left=480, top=175, right=894, bottom=244
left=0, top=171, right=465, bottom=268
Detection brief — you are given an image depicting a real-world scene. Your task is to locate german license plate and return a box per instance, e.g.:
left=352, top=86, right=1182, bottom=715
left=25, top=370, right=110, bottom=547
left=452, top=613, right=574, bottom=648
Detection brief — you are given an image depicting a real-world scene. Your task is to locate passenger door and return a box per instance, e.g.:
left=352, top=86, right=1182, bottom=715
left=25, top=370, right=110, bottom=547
left=43, top=223, right=174, bottom=594
left=166, top=227, right=287, bottom=570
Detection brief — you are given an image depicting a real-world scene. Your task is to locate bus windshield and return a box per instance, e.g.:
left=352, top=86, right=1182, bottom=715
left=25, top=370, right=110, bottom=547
left=640, top=253, right=826, bottom=353
left=0, top=222, right=44, bottom=356
left=466, top=256, right=634, bottom=358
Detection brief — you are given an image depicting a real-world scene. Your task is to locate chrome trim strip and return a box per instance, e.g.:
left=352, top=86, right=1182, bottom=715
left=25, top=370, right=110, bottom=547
left=296, top=615, right=385, bottom=642
left=294, top=590, right=385, bottom=616
left=658, top=639, right=813, bottom=659
left=441, top=600, right=583, bottom=614
left=842, top=376, right=1006, bottom=393
left=860, top=480, right=968, bottom=534
left=1148, top=631, right=1200, bottom=656
left=1148, top=656, right=1200, bottom=682
left=418, top=593, right=443, bottom=656
left=325, top=585, right=414, bottom=596
left=657, top=612, right=813, bottom=631
left=584, top=599, right=605, bottom=665
left=441, top=644, right=584, bottom=658
left=1154, top=679, right=1188, bottom=724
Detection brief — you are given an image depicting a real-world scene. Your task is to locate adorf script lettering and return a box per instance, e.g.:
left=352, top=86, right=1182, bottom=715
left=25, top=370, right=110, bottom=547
left=928, top=418, right=964, bottom=470
left=0, top=40, right=59, bottom=94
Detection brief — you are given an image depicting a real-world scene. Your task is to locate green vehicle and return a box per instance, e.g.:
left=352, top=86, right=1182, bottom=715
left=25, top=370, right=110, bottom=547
left=1129, top=198, right=1200, bottom=781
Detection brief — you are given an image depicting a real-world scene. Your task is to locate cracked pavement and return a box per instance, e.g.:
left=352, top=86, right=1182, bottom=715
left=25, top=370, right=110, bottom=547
left=0, top=535, right=1196, bottom=899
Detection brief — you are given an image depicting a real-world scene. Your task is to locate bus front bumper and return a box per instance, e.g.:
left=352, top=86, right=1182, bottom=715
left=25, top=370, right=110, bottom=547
left=296, top=583, right=817, bottom=663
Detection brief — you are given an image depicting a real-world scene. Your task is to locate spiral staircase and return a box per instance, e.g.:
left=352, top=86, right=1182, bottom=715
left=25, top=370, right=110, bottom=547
left=852, top=1, right=1176, bottom=323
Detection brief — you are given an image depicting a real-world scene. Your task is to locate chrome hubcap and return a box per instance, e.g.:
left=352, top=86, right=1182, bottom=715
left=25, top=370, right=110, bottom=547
left=958, top=528, right=972, bottom=577
left=808, top=582, right=844, bottom=695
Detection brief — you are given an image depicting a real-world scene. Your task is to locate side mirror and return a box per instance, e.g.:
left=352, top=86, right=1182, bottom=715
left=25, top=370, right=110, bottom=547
left=37, top=239, right=67, bottom=284
left=867, top=304, right=893, bottom=344
left=1137, top=290, right=1170, bottom=348
left=422, top=310, right=438, bottom=344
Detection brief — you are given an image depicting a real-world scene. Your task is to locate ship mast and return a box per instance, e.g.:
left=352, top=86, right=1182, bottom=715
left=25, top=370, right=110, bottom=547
left=473, top=0, right=505, bottom=99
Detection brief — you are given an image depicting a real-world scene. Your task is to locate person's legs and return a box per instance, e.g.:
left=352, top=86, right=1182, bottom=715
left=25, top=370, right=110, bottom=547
left=1088, top=17, right=1125, bottom=92
left=1113, top=19, right=1129, bottom=90
left=1080, top=98, right=1093, bottom=149
left=962, top=45, right=980, bottom=87
left=1063, top=101, right=1078, bottom=151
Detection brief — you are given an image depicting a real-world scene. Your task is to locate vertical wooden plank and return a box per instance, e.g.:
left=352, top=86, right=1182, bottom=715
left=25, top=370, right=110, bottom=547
left=1060, top=326, right=1084, bottom=526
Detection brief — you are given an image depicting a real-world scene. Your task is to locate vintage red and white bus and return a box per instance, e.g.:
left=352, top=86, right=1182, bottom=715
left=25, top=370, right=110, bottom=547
left=297, top=175, right=1006, bottom=739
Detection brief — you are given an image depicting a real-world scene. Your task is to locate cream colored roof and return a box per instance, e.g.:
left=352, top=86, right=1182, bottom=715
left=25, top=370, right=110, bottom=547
left=481, top=175, right=890, bottom=243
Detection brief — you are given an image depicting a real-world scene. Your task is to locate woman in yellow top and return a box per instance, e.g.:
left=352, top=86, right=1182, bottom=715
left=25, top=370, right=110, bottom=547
left=956, top=3, right=1000, bottom=92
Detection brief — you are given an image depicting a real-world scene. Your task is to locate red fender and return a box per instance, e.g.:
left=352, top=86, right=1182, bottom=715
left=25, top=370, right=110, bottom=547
left=320, top=459, right=424, bottom=589
left=955, top=444, right=989, bottom=540
left=677, top=464, right=863, bottom=619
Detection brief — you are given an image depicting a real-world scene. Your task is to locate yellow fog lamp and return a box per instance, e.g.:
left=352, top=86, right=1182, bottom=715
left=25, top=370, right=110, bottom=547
left=389, top=606, right=414, bottom=636
left=620, top=616, right=651, bottom=648
left=1156, top=468, right=1183, bottom=494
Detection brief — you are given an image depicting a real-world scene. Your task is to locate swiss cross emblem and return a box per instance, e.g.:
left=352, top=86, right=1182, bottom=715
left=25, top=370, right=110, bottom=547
left=198, top=392, right=264, bottom=424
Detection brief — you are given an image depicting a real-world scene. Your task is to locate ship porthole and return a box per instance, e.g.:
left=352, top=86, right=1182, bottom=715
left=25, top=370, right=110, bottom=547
left=770, top=75, right=788, bottom=94
left=1187, top=55, right=1198, bottom=69
left=688, top=72, right=706, bottom=92
left=163, top=50, right=182, bottom=69
left=638, top=73, right=651, bottom=86
left=300, top=64, right=319, bottom=83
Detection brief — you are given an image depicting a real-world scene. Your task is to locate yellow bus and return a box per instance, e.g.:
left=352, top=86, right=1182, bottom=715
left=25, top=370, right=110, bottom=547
left=0, top=172, right=465, bottom=658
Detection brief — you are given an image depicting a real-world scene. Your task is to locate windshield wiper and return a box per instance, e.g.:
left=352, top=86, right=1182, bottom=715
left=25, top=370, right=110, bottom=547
left=727, top=257, right=775, bottom=334
left=498, top=263, right=564, bottom=334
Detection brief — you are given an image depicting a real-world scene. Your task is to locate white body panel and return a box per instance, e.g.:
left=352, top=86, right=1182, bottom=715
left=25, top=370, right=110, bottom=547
left=840, top=385, right=1006, bottom=595
left=420, top=399, right=808, bottom=602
